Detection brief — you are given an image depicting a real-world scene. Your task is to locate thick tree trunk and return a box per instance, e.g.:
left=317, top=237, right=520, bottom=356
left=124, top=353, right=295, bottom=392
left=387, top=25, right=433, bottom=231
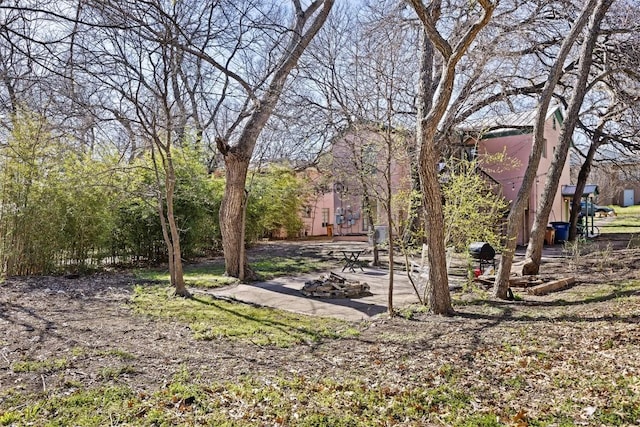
left=219, top=153, right=256, bottom=280
left=408, top=2, right=494, bottom=314
left=493, top=0, right=598, bottom=299
left=214, top=1, right=334, bottom=278
left=415, top=29, right=453, bottom=315
left=524, top=0, right=611, bottom=273
left=418, top=144, right=453, bottom=315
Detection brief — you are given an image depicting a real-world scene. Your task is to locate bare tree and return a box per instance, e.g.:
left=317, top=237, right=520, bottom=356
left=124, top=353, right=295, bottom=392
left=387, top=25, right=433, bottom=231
left=0, top=1, right=335, bottom=284
left=58, top=0, right=221, bottom=296
left=0, top=3, right=67, bottom=130
left=493, top=0, right=599, bottom=299
left=568, top=4, right=640, bottom=238
left=200, top=1, right=334, bottom=280
left=406, top=0, right=496, bottom=315
left=297, top=2, right=420, bottom=314
left=523, top=0, right=614, bottom=274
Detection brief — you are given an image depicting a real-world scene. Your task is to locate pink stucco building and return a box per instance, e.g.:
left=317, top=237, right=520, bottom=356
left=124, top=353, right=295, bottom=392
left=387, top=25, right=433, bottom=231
left=299, top=167, right=338, bottom=237
left=465, top=105, right=570, bottom=245
left=300, top=125, right=411, bottom=240
left=302, top=106, right=570, bottom=246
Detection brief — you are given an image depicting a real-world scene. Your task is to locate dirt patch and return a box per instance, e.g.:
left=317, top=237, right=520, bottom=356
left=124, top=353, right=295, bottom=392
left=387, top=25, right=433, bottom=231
left=1, top=234, right=640, bottom=419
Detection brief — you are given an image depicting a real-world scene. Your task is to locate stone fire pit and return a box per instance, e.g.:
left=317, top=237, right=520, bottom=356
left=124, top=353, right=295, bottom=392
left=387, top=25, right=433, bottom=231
left=301, top=272, right=371, bottom=298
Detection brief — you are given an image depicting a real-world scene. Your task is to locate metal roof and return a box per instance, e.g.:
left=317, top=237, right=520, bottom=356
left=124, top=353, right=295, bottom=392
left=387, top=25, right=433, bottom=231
left=561, top=184, right=599, bottom=197
left=460, top=104, right=563, bottom=136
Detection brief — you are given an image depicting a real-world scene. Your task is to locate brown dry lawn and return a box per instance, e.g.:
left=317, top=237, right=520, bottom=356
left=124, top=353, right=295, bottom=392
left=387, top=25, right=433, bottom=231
left=1, top=231, right=639, bottom=426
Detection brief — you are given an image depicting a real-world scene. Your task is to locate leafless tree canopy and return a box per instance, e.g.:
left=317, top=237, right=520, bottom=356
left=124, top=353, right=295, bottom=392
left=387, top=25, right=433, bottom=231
left=0, top=0, right=639, bottom=289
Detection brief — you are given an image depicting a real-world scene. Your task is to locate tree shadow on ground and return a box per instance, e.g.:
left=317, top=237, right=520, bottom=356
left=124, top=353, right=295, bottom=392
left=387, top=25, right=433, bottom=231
left=212, top=280, right=388, bottom=319
left=454, top=286, right=640, bottom=325
left=188, top=295, right=351, bottom=346
left=467, top=287, right=639, bottom=308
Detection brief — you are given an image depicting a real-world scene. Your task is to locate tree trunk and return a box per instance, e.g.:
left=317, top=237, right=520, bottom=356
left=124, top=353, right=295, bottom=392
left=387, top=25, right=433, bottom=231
left=214, top=1, right=334, bottom=278
left=408, top=2, right=495, bottom=314
left=151, top=146, right=190, bottom=297
left=386, top=131, right=394, bottom=317
left=402, top=138, right=423, bottom=246
left=493, top=0, right=598, bottom=299
left=387, top=220, right=395, bottom=317
left=220, top=152, right=256, bottom=280
left=239, top=185, right=250, bottom=282
left=569, top=133, right=602, bottom=240
left=524, top=0, right=612, bottom=273
left=419, top=144, right=453, bottom=315
left=165, top=166, right=190, bottom=297
left=362, top=191, right=380, bottom=266
left=415, top=28, right=453, bottom=315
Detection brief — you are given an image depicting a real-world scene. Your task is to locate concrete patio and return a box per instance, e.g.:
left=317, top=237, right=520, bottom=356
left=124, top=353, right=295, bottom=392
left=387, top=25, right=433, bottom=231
left=204, top=237, right=579, bottom=322
left=208, top=266, right=421, bottom=322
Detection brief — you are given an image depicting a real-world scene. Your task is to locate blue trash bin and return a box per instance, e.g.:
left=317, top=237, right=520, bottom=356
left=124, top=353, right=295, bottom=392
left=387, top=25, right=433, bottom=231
left=550, top=221, right=570, bottom=243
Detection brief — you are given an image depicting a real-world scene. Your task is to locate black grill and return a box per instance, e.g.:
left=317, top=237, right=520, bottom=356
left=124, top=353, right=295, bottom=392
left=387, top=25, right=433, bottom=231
left=468, top=242, right=495, bottom=260
left=468, top=242, right=496, bottom=271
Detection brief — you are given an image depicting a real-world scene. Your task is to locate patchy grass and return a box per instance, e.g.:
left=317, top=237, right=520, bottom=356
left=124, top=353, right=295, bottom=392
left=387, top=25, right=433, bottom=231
left=601, top=216, right=640, bottom=234
left=600, top=205, right=640, bottom=235
left=0, top=386, right=135, bottom=427
left=0, top=370, right=504, bottom=426
left=134, top=264, right=237, bottom=289
left=134, top=256, right=331, bottom=289
left=96, top=348, right=137, bottom=360
left=3, top=282, right=640, bottom=426
left=4, top=242, right=640, bottom=426
left=250, top=256, right=332, bottom=279
left=98, top=365, right=137, bottom=380
left=11, top=358, right=68, bottom=373
left=613, top=205, right=640, bottom=216
left=131, top=285, right=359, bottom=347
left=3, top=356, right=639, bottom=426
left=559, top=280, right=638, bottom=303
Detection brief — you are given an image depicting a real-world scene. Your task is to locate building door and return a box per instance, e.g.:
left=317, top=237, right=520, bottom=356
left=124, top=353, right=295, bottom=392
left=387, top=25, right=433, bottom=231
left=623, top=189, right=635, bottom=207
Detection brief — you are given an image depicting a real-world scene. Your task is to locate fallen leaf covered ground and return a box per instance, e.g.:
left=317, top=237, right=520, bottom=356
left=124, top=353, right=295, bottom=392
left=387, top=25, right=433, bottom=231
left=1, top=234, right=639, bottom=426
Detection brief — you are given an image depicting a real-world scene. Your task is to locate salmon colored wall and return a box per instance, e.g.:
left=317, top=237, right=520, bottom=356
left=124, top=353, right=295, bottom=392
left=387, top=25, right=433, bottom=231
left=332, top=129, right=411, bottom=236
left=301, top=128, right=411, bottom=238
left=478, top=113, right=568, bottom=245
left=302, top=114, right=569, bottom=244
left=301, top=190, right=334, bottom=237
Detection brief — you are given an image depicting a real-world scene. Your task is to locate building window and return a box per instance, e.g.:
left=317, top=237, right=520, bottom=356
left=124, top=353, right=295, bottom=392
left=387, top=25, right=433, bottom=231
left=302, top=205, right=312, bottom=218
left=465, top=146, right=478, bottom=161
left=321, top=208, right=330, bottom=226
left=542, top=138, right=547, bottom=158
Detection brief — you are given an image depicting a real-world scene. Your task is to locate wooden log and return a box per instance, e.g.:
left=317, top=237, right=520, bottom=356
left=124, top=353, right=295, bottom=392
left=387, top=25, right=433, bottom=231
left=475, top=276, right=494, bottom=287
left=329, top=272, right=347, bottom=282
left=509, top=276, right=544, bottom=288
left=508, top=276, right=533, bottom=287
left=527, top=277, right=576, bottom=296
left=475, top=275, right=543, bottom=288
